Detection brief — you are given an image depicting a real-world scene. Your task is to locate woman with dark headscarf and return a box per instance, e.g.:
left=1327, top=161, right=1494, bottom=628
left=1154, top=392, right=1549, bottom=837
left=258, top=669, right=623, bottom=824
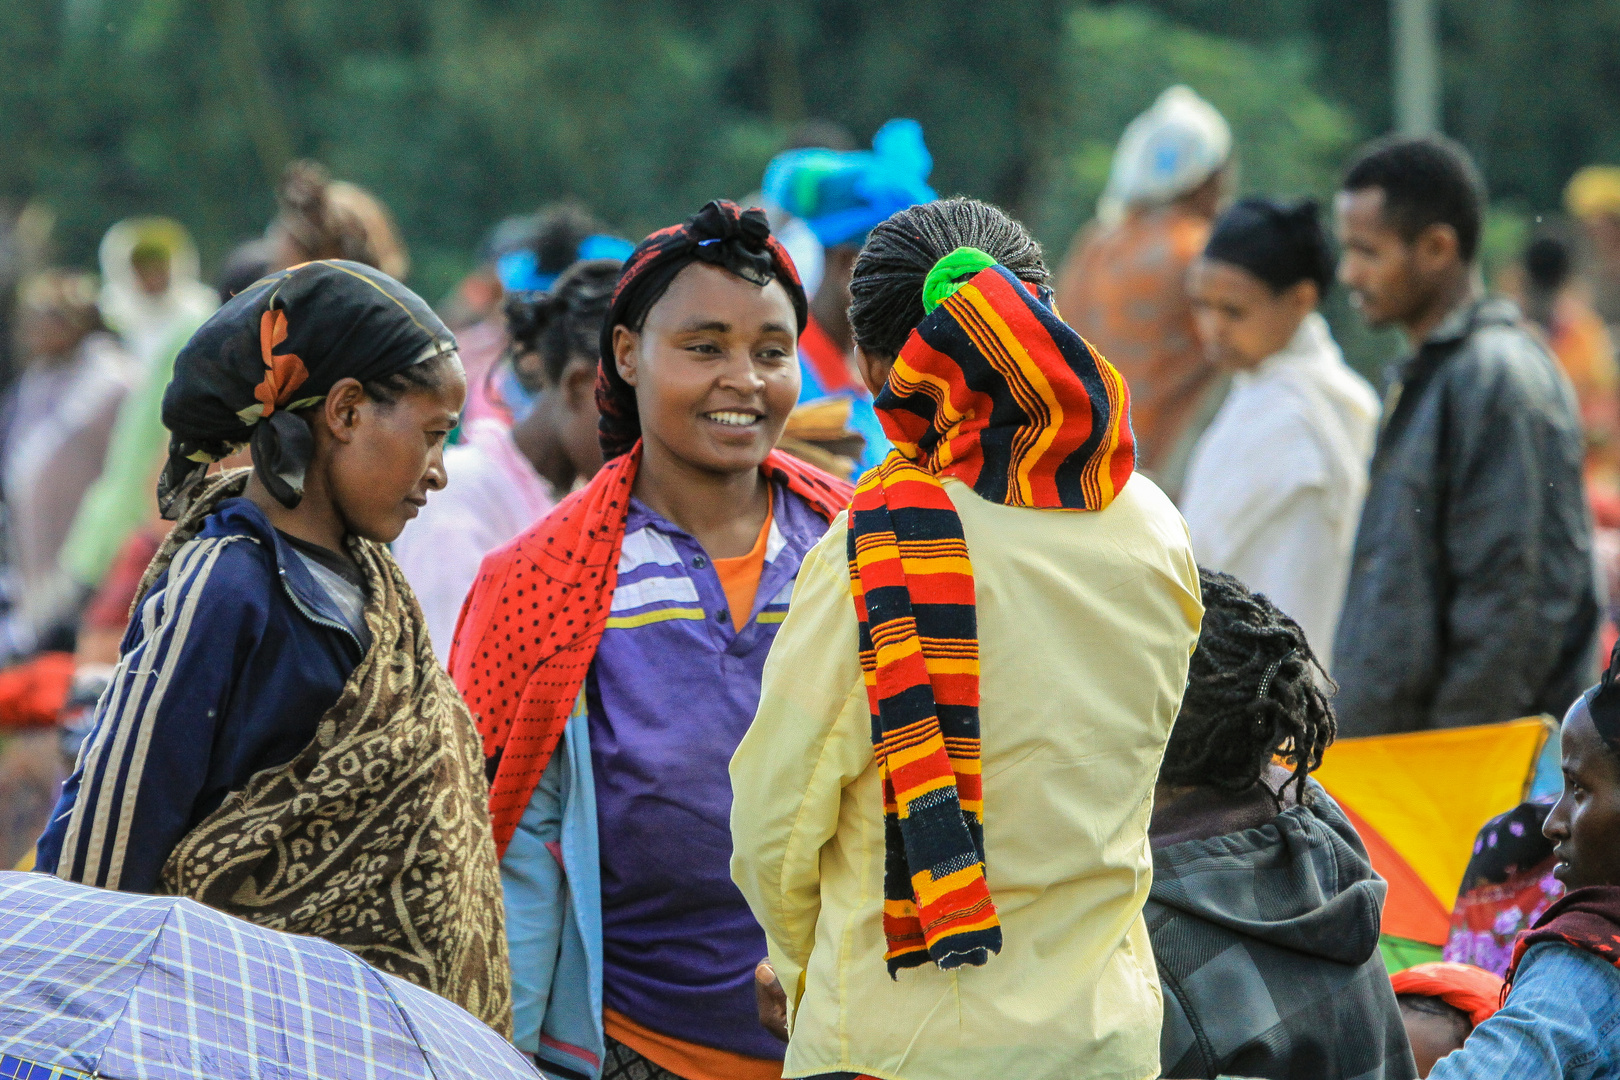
left=450, top=201, right=851, bottom=1080
left=36, top=260, right=512, bottom=1034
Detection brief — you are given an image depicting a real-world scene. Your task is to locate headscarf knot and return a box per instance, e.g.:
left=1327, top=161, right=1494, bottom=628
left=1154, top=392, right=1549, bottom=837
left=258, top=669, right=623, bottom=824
left=595, top=200, right=807, bottom=461
left=158, top=259, right=455, bottom=519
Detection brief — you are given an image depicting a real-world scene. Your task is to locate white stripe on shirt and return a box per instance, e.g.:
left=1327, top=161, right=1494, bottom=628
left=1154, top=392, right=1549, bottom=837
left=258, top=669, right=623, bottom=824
left=58, top=535, right=244, bottom=888
left=609, top=572, right=702, bottom=614
left=617, top=526, right=683, bottom=574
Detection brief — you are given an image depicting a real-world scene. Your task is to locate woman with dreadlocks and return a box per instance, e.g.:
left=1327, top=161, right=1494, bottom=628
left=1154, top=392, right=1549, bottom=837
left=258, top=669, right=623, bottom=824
left=1146, top=568, right=1415, bottom=1080
left=729, top=196, right=1202, bottom=1080
left=449, top=201, right=851, bottom=1080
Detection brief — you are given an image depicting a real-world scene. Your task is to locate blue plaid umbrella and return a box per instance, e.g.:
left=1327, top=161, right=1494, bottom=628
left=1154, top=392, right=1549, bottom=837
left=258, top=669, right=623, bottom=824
left=0, top=872, right=538, bottom=1080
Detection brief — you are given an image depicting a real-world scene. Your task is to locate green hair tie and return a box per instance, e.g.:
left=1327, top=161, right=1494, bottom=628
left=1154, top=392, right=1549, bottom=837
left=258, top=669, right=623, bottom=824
left=921, top=247, right=999, bottom=314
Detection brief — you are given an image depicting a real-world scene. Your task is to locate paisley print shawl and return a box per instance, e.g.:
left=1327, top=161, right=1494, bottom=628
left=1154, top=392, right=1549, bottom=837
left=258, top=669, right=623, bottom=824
left=149, top=470, right=513, bottom=1035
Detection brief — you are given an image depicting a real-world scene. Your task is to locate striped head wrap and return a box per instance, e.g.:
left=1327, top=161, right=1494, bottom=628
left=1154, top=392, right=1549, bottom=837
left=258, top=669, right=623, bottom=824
left=848, top=246, right=1135, bottom=976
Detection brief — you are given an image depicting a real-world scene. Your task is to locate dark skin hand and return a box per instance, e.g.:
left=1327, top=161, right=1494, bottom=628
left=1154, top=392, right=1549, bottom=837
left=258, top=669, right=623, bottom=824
left=1335, top=186, right=1475, bottom=348
left=1544, top=696, right=1620, bottom=890
left=755, top=959, right=789, bottom=1043
left=612, top=261, right=800, bottom=559
left=247, top=366, right=466, bottom=551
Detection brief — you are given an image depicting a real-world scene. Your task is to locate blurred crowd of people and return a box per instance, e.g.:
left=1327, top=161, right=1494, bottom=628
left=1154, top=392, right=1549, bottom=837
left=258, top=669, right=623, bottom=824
left=0, top=82, right=1617, bottom=1080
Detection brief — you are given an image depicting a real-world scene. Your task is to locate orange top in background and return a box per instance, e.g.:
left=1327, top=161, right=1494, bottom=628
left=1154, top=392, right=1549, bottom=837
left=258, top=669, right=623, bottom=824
left=713, top=494, right=773, bottom=632
left=1054, top=205, right=1215, bottom=486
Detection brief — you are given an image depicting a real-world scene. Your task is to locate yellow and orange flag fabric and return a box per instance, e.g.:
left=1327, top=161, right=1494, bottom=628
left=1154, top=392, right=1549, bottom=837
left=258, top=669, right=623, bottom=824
left=1314, top=718, right=1552, bottom=951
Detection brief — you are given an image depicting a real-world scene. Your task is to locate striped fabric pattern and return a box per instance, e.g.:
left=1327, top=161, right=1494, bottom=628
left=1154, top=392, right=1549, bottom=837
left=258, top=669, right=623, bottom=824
left=0, top=1056, right=90, bottom=1080
left=849, top=257, right=1134, bottom=975
left=451, top=444, right=851, bottom=858
left=0, top=871, right=537, bottom=1080
left=604, top=516, right=796, bottom=632
left=51, top=533, right=250, bottom=889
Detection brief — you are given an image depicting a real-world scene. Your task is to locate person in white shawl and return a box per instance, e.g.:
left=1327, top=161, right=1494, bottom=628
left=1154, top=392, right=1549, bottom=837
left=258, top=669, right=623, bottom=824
left=96, top=217, right=217, bottom=370
left=1180, top=198, right=1379, bottom=672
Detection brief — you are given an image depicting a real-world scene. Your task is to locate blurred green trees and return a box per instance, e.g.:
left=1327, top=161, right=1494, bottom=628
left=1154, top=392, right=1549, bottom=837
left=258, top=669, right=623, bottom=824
left=0, top=0, right=1614, bottom=309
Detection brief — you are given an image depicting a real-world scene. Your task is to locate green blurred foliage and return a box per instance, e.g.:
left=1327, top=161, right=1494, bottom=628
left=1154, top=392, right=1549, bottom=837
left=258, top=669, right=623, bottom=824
left=1031, top=5, right=1356, bottom=252
left=1128, top=0, right=1620, bottom=209
left=0, top=0, right=1614, bottom=339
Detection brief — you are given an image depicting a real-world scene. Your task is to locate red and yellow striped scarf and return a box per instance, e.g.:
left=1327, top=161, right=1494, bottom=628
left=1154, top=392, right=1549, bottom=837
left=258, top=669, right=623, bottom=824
left=848, top=249, right=1134, bottom=975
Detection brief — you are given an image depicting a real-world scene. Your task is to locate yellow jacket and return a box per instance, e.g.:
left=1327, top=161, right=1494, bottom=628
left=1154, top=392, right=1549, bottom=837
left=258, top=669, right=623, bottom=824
left=731, top=474, right=1202, bottom=1080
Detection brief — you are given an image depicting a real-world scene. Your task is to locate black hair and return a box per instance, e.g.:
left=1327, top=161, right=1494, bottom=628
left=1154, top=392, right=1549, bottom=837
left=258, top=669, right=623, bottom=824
left=361, top=349, right=460, bottom=407
left=1523, top=232, right=1575, bottom=331
left=1161, top=569, right=1337, bottom=805
left=1397, top=993, right=1474, bottom=1036
left=848, top=196, right=1048, bottom=357
left=1203, top=197, right=1335, bottom=297
left=1341, top=135, right=1485, bottom=263
left=1525, top=235, right=1572, bottom=293
left=504, top=257, right=622, bottom=386
left=532, top=202, right=605, bottom=278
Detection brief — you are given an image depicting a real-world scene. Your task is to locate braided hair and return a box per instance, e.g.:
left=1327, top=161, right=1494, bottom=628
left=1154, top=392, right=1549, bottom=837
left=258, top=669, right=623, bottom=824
left=848, top=196, right=1047, bottom=358
left=1162, top=569, right=1337, bottom=805
left=503, top=258, right=623, bottom=389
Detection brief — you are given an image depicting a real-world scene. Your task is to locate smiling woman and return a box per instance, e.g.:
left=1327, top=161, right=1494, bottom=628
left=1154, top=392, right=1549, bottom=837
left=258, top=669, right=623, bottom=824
left=613, top=260, right=800, bottom=558
left=34, top=260, right=513, bottom=1036
left=451, top=200, right=852, bottom=1080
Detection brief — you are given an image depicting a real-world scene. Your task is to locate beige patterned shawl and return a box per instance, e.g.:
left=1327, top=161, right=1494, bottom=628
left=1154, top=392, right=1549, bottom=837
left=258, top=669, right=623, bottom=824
left=146, top=470, right=512, bottom=1035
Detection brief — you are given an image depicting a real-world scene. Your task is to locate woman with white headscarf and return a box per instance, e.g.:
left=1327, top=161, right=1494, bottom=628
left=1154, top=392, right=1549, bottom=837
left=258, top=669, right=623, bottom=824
left=96, top=217, right=218, bottom=370
left=1055, top=85, right=1233, bottom=499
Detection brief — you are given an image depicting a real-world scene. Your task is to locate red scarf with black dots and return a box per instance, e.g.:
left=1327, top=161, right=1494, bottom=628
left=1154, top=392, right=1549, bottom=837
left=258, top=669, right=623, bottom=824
left=450, top=443, right=850, bottom=857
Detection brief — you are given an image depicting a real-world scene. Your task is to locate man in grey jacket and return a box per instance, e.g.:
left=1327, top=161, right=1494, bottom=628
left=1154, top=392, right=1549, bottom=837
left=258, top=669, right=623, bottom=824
left=1332, top=136, right=1598, bottom=736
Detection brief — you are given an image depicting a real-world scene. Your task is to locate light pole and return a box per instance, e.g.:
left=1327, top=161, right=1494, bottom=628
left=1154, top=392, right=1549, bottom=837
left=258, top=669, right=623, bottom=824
left=1392, top=0, right=1441, bottom=135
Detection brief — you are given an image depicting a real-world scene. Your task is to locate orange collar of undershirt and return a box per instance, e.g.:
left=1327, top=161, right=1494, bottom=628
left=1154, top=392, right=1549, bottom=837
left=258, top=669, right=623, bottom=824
left=711, top=488, right=773, bottom=632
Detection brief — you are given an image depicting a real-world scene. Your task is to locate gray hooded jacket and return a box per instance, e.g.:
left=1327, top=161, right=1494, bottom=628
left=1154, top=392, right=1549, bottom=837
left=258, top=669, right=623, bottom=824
left=1146, top=782, right=1418, bottom=1080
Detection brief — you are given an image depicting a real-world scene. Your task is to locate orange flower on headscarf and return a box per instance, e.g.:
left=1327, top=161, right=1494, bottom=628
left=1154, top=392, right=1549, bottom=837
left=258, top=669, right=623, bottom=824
left=256, top=308, right=309, bottom=417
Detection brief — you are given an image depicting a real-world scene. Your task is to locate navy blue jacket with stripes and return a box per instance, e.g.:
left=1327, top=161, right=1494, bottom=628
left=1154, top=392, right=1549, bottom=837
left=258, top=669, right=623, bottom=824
left=37, top=497, right=363, bottom=893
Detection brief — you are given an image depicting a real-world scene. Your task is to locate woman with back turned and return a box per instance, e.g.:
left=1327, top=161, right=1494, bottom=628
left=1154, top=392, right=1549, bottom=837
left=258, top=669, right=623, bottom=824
left=1147, top=569, right=1414, bottom=1080
left=731, top=197, right=1202, bottom=1080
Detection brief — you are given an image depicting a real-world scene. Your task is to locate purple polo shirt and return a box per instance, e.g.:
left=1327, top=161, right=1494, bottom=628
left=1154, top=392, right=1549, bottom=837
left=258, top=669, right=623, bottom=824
left=586, top=475, right=832, bottom=1059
